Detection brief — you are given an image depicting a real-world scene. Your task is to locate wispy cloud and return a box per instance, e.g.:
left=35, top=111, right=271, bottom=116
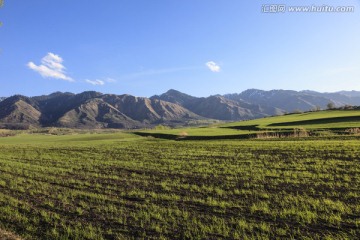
left=206, top=61, right=221, bottom=72
left=85, top=79, right=105, bottom=86
left=85, top=78, right=117, bottom=86
left=27, top=53, right=73, bottom=81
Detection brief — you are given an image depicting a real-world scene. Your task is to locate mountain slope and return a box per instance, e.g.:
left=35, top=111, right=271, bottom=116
left=184, top=96, right=259, bottom=120
left=301, top=90, right=360, bottom=107
left=0, top=91, right=205, bottom=129
left=0, top=95, right=41, bottom=128
left=152, top=90, right=283, bottom=120
left=0, top=89, right=359, bottom=129
left=224, top=89, right=360, bottom=112
left=102, top=94, right=202, bottom=123
left=337, top=90, right=360, bottom=98
left=57, top=98, right=140, bottom=129
left=151, top=89, right=197, bottom=106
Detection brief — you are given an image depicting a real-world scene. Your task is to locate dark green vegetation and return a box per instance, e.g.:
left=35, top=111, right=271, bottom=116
left=0, top=110, right=359, bottom=239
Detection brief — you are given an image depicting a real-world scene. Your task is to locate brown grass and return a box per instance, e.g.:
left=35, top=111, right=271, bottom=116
left=0, top=129, right=17, bottom=137
left=177, top=131, right=189, bottom=139
left=0, top=229, right=22, bottom=240
left=255, top=128, right=309, bottom=139
left=345, top=128, right=360, bottom=135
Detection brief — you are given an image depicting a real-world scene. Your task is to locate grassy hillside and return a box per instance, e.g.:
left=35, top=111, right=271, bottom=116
left=223, top=110, right=360, bottom=130
left=137, top=110, right=360, bottom=140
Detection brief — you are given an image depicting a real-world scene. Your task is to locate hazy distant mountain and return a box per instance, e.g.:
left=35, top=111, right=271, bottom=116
left=224, top=89, right=360, bottom=112
left=225, top=89, right=327, bottom=112
left=188, top=95, right=280, bottom=120
left=151, top=89, right=197, bottom=106
left=154, top=88, right=360, bottom=120
left=0, top=97, right=6, bottom=102
left=152, top=89, right=283, bottom=120
left=300, top=90, right=360, bottom=107
left=336, top=91, right=360, bottom=98
left=0, top=89, right=359, bottom=129
left=102, top=93, right=200, bottom=123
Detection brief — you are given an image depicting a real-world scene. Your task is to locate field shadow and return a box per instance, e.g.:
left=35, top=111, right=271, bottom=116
left=268, top=116, right=360, bottom=127
left=221, top=124, right=260, bottom=131
left=133, top=132, right=256, bottom=141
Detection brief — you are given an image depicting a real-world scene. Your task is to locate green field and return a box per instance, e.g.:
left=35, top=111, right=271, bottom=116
left=0, top=110, right=360, bottom=239
left=138, top=110, right=360, bottom=140
left=223, top=110, right=360, bottom=130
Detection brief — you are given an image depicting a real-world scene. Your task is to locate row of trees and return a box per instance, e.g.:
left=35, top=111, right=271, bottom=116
left=326, top=102, right=354, bottom=110
left=291, top=102, right=355, bottom=114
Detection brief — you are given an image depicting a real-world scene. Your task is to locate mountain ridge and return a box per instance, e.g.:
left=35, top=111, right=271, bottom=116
left=1, top=89, right=360, bottom=129
left=0, top=91, right=205, bottom=129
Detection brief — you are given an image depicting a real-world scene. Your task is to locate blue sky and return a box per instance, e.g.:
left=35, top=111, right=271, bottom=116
left=0, top=0, right=359, bottom=97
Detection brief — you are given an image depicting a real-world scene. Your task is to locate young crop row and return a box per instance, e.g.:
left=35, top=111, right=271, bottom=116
left=0, top=138, right=359, bottom=239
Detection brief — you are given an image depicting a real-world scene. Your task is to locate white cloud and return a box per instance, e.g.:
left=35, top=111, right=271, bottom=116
left=27, top=53, right=73, bottom=81
left=86, top=79, right=105, bottom=86
left=85, top=78, right=116, bottom=86
left=206, top=61, right=221, bottom=72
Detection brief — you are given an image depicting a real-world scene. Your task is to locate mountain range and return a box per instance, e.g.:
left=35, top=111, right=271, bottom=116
left=0, top=89, right=359, bottom=129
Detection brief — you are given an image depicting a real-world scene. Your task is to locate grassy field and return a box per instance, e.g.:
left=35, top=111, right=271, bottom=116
left=137, top=110, right=360, bottom=140
left=0, top=110, right=360, bottom=239
left=223, top=110, right=360, bottom=130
